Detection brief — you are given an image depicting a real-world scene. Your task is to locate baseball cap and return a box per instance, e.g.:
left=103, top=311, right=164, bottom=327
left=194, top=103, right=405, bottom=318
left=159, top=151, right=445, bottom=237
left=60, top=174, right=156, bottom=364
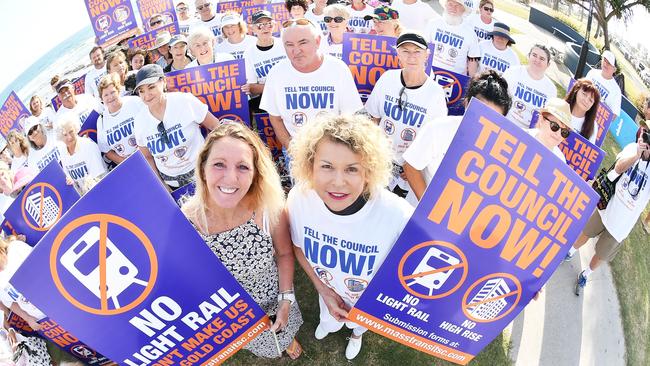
left=364, top=6, right=399, bottom=21
left=602, top=50, right=616, bottom=67
left=135, top=64, right=165, bottom=90
left=169, top=34, right=188, bottom=47
left=396, top=32, right=428, bottom=50
left=252, top=10, right=272, bottom=23
left=220, top=13, right=242, bottom=28
left=55, top=79, right=74, bottom=93
left=23, top=116, right=41, bottom=134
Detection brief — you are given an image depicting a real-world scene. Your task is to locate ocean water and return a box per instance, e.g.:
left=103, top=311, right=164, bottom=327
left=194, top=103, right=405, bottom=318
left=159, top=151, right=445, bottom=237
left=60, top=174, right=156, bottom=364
left=0, top=26, right=97, bottom=107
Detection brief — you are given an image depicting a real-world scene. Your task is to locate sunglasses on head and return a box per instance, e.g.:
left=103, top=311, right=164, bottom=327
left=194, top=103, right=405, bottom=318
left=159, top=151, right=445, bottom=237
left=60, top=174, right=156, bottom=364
left=483, top=6, right=494, bottom=12
left=196, top=3, right=211, bottom=10
left=547, top=118, right=570, bottom=139
left=324, top=16, right=345, bottom=23
left=282, top=18, right=314, bottom=28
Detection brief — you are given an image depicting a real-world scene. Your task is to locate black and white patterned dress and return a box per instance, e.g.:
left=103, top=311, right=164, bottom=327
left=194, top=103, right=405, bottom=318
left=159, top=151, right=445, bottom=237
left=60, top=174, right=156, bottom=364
left=200, top=213, right=303, bottom=358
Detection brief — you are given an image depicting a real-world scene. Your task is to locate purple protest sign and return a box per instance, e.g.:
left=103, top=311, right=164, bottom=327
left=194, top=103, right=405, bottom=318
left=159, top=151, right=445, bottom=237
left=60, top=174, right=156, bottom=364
left=566, top=78, right=614, bottom=147
left=0, top=92, right=30, bottom=137
left=127, top=21, right=180, bottom=50
left=431, top=66, right=470, bottom=116
left=166, top=60, right=250, bottom=125
left=2, top=161, right=81, bottom=246
left=171, top=181, right=196, bottom=206
left=52, top=75, right=87, bottom=112
left=136, top=0, right=177, bottom=32
left=558, top=132, right=605, bottom=181
left=254, top=113, right=283, bottom=161
left=342, top=33, right=434, bottom=102
left=79, top=110, right=100, bottom=143
left=349, top=100, right=599, bottom=364
left=241, top=3, right=291, bottom=36
left=37, top=317, right=116, bottom=365
left=10, top=152, right=270, bottom=365
left=217, top=0, right=255, bottom=14
left=84, top=0, right=139, bottom=47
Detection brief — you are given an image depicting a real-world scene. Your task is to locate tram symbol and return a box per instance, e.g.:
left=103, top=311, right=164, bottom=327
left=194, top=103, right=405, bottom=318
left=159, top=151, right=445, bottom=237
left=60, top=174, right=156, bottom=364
left=466, top=278, right=512, bottom=321
left=406, top=247, right=460, bottom=295
left=25, top=191, right=59, bottom=228
left=59, top=226, right=148, bottom=309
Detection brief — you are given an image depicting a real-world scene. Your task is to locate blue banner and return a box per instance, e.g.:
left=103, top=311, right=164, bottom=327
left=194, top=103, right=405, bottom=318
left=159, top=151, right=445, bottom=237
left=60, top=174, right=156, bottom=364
left=431, top=66, right=470, bottom=116
left=2, top=161, right=80, bottom=246
left=348, top=100, right=599, bottom=364
left=254, top=113, right=282, bottom=161
left=136, top=0, right=178, bottom=32
left=80, top=110, right=100, bottom=143
left=166, top=59, right=251, bottom=125
left=84, top=0, right=139, bottom=47
left=217, top=0, right=255, bottom=14
left=171, top=182, right=196, bottom=206
left=10, top=152, right=270, bottom=365
left=0, top=91, right=30, bottom=138
left=610, top=110, right=639, bottom=148
left=38, top=317, right=116, bottom=365
left=127, top=21, right=180, bottom=50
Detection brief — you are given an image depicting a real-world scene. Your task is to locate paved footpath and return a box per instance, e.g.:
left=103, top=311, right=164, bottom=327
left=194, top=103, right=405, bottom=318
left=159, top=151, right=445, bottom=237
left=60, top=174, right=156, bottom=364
left=425, top=1, right=627, bottom=364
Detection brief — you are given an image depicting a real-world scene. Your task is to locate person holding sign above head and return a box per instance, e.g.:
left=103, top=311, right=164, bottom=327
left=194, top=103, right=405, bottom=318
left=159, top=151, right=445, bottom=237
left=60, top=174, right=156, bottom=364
left=465, top=0, right=495, bottom=42
left=56, top=115, right=108, bottom=189
left=97, top=73, right=143, bottom=166
left=182, top=122, right=304, bottom=359
left=365, top=31, right=447, bottom=205
left=286, top=0, right=309, bottom=19
left=503, top=44, right=557, bottom=129
left=215, top=12, right=258, bottom=59
left=163, top=34, right=193, bottom=72
left=477, top=22, right=519, bottom=75
left=54, top=79, right=100, bottom=130
left=364, top=5, right=403, bottom=37
left=23, top=117, right=62, bottom=172
left=187, top=27, right=236, bottom=67
left=528, top=97, right=572, bottom=162
left=133, top=64, right=220, bottom=189
left=287, top=115, right=413, bottom=360
left=28, top=95, right=56, bottom=139
left=403, top=70, right=512, bottom=200
left=425, top=0, right=480, bottom=76
left=568, top=129, right=650, bottom=295
left=190, top=0, right=224, bottom=39
left=586, top=50, right=622, bottom=117
left=260, top=18, right=363, bottom=149
left=565, top=79, right=601, bottom=144
left=347, top=0, right=375, bottom=34
left=390, top=0, right=439, bottom=34
left=319, top=4, right=351, bottom=60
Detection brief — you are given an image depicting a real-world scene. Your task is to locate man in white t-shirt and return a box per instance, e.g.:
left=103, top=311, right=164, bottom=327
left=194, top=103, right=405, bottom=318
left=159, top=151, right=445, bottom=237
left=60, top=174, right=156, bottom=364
left=191, top=0, right=223, bottom=39
left=305, top=0, right=329, bottom=36
left=84, top=46, right=107, bottom=99
left=391, top=0, right=440, bottom=33
left=586, top=50, right=622, bottom=117
left=425, top=0, right=480, bottom=76
left=176, top=1, right=196, bottom=34
left=260, top=19, right=363, bottom=148
left=568, top=132, right=650, bottom=295
left=54, top=79, right=100, bottom=130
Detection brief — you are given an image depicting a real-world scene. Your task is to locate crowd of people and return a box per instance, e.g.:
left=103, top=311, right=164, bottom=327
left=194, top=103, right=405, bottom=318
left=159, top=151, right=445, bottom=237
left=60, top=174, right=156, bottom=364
left=0, top=0, right=648, bottom=363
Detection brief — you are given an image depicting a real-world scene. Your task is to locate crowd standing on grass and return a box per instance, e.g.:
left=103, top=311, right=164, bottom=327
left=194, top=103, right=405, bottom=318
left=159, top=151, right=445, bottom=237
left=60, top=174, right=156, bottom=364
left=0, top=0, right=647, bottom=363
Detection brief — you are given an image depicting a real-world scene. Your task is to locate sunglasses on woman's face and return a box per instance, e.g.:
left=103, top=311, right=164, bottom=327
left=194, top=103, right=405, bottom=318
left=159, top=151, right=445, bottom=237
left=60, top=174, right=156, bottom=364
left=483, top=6, right=494, bottom=12
left=547, top=118, right=570, bottom=139
left=324, top=16, right=345, bottom=23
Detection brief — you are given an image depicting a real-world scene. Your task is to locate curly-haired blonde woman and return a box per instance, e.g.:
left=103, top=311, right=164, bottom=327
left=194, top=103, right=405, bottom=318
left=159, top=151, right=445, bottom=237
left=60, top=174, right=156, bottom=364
left=287, top=114, right=413, bottom=360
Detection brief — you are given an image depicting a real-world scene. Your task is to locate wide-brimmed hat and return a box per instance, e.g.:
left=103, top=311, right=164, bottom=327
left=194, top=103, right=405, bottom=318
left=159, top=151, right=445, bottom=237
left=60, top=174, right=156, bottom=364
left=151, top=31, right=172, bottom=51
left=540, top=98, right=572, bottom=127
left=135, top=64, right=165, bottom=90
left=364, top=6, right=399, bottom=21
left=489, top=23, right=515, bottom=44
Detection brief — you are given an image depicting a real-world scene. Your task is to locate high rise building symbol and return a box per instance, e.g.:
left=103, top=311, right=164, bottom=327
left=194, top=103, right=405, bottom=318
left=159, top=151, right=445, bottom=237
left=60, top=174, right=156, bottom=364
left=467, top=278, right=511, bottom=320
left=24, top=191, right=59, bottom=227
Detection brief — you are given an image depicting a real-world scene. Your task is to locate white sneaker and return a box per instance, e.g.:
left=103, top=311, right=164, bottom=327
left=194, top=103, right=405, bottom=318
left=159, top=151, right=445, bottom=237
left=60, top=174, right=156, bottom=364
left=314, top=324, right=329, bottom=340
left=345, top=335, right=363, bottom=360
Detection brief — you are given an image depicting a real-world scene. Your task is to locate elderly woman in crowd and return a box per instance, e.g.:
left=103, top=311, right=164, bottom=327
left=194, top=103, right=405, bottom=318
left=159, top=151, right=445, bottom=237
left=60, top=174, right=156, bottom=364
left=57, top=115, right=108, bottom=187
left=187, top=27, right=236, bottom=67
left=182, top=123, right=303, bottom=359
left=215, top=12, right=257, bottom=59
left=23, top=117, right=61, bottom=171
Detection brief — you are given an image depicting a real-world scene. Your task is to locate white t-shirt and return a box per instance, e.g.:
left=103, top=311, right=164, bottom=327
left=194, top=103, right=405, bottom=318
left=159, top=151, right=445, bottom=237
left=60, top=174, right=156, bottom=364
left=260, top=56, right=363, bottom=137
left=10, top=155, right=27, bottom=173
left=179, top=18, right=196, bottom=34
left=600, top=143, right=650, bottom=242
left=84, top=66, right=107, bottom=99
left=60, top=137, right=108, bottom=184
left=97, top=96, right=143, bottom=158
left=34, top=107, right=57, bottom=140
left=186, top=52, right=236, bottom=68
left=189, top=15, right=224, bottom=40
left=55, top=94, right=100, bottom=130
left=0, top=240, right=46, bottom=320
left=243, top=40, right=287, bottom=84
left=392, top=0, right=440, bottom=33
left=526, top=129, right=566, bottom=162
left=570, top=115, right=597, bottom=144
left=305, top=8, right=328, bottom=36
left=464, top=0, right=479, bottom=14
left=478, top=40, right=520, bottom=75
left=586, top=68, right=622, bottom=116
left=503, top=65, right=557, bottom=129
left=134, top=92, right=208, bottom=177
left=466, top=14, right=494, bottom=42
left=215, top=35, right=258, bottom=59
left=318, top=36, right=343, bottom=60
left=27, top=138, right=62, bottom=171
left=425, top=18, right=480, bottom=75
left=288, top=187, right=413, bottom=304
left=347, top=5, right=375, bottom=34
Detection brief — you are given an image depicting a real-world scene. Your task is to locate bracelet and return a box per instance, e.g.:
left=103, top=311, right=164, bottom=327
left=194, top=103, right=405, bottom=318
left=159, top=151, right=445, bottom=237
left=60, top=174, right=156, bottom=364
left=278, top=291, right=296, bottom=305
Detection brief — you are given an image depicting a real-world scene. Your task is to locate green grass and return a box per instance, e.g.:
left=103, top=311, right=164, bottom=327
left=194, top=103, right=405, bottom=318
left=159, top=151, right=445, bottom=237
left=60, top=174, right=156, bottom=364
left=227, top=269, right=512, bottom=366
left=495, top=0, right=530, bottom=20
left=599, top=134, right=650, bottom=366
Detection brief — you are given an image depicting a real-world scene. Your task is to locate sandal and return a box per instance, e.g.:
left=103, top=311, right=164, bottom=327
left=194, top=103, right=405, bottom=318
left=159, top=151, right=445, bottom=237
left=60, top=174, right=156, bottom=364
left=285, top=338, right=303, bottom=359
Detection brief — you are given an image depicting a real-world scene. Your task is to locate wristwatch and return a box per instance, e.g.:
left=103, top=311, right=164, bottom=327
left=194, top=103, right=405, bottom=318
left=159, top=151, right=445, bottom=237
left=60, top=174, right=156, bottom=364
left=278, top=291, right=295, bottom=306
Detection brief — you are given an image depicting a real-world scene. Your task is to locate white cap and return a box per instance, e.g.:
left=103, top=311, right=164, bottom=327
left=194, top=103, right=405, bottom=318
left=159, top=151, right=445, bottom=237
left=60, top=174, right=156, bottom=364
left=23, top=116, right=41, bottom=134
left=602, top=50, right=616, bottom=67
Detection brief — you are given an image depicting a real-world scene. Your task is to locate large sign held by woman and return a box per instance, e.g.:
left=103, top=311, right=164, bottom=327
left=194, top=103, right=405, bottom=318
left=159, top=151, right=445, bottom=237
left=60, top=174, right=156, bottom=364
left=348, top=100, right=599, bottom=364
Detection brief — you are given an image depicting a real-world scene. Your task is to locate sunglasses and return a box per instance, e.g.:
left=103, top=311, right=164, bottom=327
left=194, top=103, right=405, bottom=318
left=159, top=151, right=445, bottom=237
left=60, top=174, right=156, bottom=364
left=150, top=19, right=164, bottom=26
left=157, top=121, right=170, bottom=145
left=196, top=3, right=211, bottom=10
left=547, top=118, right=570, bottom=139
left=176, top=6, right=188, bottom=11
left=483, top=6, right=494, bottom=12
left=255, top=21, right=273, bottom=30
left=28, top=126, right=39, bottom=136
left=324, top=16, right=346, bottom=23
left=282, top=18, right=314, bottom=28
left=397, top=86, right=408, bottom=111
